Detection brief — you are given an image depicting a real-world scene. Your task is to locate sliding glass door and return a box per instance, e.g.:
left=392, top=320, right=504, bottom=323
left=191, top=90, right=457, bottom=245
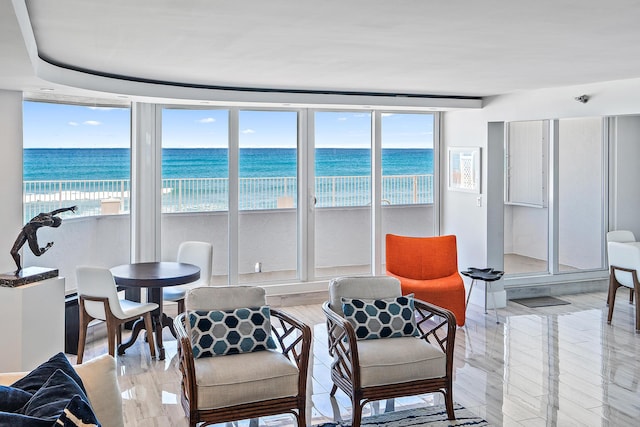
left=161, top=108, right=229, bottom=285
left=381, top=113, right=436, bottom=271
left=238, top=110, right=298, bottom=283
left=314, top=111, right=372, bottom=278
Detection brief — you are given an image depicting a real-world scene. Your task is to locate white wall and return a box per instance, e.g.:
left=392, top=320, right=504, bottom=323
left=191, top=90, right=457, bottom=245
left=444, top=77, right=640, bottom=277
left=0, top=90, right=24, bottom=273
left=610, top=115, right=640, bottom=238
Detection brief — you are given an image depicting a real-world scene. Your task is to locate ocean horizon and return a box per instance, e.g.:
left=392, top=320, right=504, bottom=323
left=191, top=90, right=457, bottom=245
left=23, top=147, right=433, bottom=181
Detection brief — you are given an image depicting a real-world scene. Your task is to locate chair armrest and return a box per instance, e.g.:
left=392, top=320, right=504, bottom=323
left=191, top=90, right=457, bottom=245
left=173, top=313, right=197, bottom=414
left=270, top=309, right=312, bottom=395
left=413, top=299, right=456, bottom=377
left=321, top=301, right=362, bottom=389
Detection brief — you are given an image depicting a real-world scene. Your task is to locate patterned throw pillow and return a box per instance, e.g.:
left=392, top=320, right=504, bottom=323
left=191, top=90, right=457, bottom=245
left=55, top=395, right=101, bottom=427
left=188, top=306, right=277, bottom=358
left=0, top=385, right=32, bottom=412
left=11, top=352, right=86, bottom=395
left=19, top=369, right=90, bottom=419
left=341, top=295, right=419, bottom=340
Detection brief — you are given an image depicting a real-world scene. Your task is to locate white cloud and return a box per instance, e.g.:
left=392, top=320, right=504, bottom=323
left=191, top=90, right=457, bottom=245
left=198, top=117, right=216, bottom=123
left=338, top=117, right=348, bottom=121
left=381, top=113, right=395, bottom=117
left=83, top=120, right=101, bottom=126
left=241, top=129, right=256, bottom=134
left=68, top=121, right=79, bottom=126
left=87, top=106, right=116, bottom=111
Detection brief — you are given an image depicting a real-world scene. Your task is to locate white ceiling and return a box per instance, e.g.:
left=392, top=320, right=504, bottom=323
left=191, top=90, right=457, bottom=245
left=2, top=0, right=640, bottom=104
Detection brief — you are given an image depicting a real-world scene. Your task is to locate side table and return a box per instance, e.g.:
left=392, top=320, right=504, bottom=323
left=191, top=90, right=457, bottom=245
left=462, top=267, right=504, bottom=324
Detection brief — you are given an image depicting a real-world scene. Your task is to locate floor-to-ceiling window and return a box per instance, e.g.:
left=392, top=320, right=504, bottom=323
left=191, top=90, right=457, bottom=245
left=381, top=112, right=436, bottom=270
left=314, top=111, right=372, bottom=278
left=238, top=110, right=298, bottom=283
left=23, top=100, right=440, bottom=291
left=160, top=108, right=229, bottom=285
left=22, top=100, right=131, bottom=292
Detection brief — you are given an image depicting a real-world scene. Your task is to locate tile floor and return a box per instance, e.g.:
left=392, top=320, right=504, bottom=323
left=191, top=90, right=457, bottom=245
left=73, top=289, right=640, bottom=426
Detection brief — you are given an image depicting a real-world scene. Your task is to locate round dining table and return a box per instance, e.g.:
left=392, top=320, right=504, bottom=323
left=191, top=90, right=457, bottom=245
left=110, top=261, right=200, bottom=360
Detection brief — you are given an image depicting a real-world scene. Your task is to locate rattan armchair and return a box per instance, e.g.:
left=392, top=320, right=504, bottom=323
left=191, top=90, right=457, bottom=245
left=322, top=276, right=457, bottom=427
left=174, top=286, right=312, bottom=427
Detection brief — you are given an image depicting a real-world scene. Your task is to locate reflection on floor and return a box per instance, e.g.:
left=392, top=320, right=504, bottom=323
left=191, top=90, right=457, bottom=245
left=72, top=289, right=640, bottom=426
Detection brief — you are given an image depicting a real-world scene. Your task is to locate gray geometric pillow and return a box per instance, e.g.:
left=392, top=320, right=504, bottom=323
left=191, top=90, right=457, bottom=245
left=341, top=295, right=419, bottom=340
left=188, top=306, right=277, bottom=358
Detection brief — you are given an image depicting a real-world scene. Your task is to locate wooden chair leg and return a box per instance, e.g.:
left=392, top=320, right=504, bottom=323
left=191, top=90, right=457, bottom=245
left=106, top=318, right=117, bottom=358
left=143, top=312, right=157, bottom=359
left=77, top=313, right=89, bottom=364
left=351, top=400, right=363, bottom=427
left=177, top=298, right=185, bottom=314
left=296, top=405, right=306, bottom=427
left=607, top=275, right=619, bottom=324
left=444, top=387, right=456, bottom=420
left=635, top=288, right=640, bottom=333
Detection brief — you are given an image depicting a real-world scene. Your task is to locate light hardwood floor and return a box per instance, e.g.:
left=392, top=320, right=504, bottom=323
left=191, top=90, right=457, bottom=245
left=72, top=289, right=640, bottom=426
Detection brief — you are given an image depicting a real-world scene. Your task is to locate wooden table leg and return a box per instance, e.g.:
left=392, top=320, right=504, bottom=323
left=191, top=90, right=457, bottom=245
left=148, top=287, right=166, bottom=360
left=117, top=318, right=144, bottom=355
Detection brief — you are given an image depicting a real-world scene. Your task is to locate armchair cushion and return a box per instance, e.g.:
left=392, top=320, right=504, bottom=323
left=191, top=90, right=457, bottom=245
left=341, top=295, right=419, bottom=340
left=189, top=306, right=277, bottom=358
left=357, top=337, right=446, bottom=387
left=194, top=350, right=299, bottom=410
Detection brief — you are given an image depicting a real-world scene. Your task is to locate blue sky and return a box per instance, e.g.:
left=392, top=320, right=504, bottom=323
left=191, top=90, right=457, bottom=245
left=23, top=101, right=434, bottom=149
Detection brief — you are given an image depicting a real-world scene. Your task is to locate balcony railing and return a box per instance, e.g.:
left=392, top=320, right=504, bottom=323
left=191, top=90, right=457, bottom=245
left=23, top=175, right=433, bottom=222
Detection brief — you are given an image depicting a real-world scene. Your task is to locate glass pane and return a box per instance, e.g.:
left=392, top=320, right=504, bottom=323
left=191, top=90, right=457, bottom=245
left=238, top=110, right=298, bottom=283
left=22, top=101, right=131, bottom=293
left=504, top=120, right=549, bottom=275
left=161, top=108, right=229, bottom=285
left=558, top=117, right=603, bottom=271
left=315, top=111, right=371, bottom=278
left=381, top=113, right=435, bottom=272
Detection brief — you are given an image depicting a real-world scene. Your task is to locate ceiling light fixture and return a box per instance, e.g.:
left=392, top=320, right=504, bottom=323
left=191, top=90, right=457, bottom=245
left=39, top=88, right=54, bottom=92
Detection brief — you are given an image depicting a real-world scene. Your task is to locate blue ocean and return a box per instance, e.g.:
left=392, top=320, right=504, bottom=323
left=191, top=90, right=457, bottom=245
left=23, top=148, right=433, bottom=181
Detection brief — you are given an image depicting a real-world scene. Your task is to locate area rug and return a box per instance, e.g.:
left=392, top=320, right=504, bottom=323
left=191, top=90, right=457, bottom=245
left=314, top=403, right=490, bottom=426
left=512, top=296, right=570, bottom=308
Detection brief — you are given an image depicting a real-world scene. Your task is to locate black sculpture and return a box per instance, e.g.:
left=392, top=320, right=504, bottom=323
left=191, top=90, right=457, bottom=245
left=10, top=205, right=77, bottom=274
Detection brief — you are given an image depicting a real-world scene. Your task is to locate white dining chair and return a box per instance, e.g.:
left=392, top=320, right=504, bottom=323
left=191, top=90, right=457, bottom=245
left=76, top=266, right=158, bottom=363
left=163, top=241, right=213, bottom=313
left=607, top=230, right=637, bottom=304
left=606, top=242, right=640, bottom=333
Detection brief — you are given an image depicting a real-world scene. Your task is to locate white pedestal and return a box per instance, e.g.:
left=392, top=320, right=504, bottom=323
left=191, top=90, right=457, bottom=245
left=0, top=275, right=65, bottom=372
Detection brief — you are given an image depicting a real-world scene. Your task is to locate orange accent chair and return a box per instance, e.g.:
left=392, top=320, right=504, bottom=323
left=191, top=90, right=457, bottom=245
left=385, top=234, right=466, bottom=326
